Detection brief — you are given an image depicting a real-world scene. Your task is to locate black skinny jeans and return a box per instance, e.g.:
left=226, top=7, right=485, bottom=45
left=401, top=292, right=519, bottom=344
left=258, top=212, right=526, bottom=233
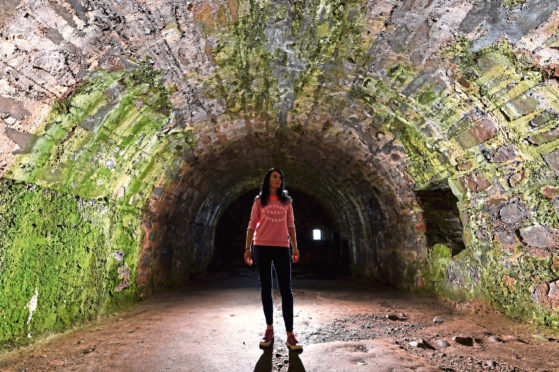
left=253, top=245, right=293, bottom=332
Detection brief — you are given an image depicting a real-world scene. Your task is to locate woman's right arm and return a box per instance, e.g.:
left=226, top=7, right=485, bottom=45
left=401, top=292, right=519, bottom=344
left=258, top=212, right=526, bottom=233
left=244, top=197, right=260, bottom=265
left=244, top=228, right=255, bottom=265
left=245, top=228, right=255, bottom=252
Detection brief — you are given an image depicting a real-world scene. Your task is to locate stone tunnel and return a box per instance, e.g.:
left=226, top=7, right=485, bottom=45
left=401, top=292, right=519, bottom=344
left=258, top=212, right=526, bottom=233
left=1, top=0, right=559, bottom=361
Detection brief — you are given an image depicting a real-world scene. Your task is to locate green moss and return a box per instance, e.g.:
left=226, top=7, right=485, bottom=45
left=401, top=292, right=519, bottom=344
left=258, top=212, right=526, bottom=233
left=0, top=179, right=143, bottom=349
left=503, top=0, right=526, bottom=9
left=0, top=59, right=192, bottom=348
left=419, top=244, right=484, bottom=303
left=417, top=89, right=437, bottom=105
left=443, top=36, right=474, bottom=58
left=419, top=244, right=452, bottom=295
left=387, top=63, right=416, bottom=85
left=204, top=0, right=370, bottom=123
left=476, top=250, right=555, bottom=324
left=428, top=192, right=559, bottom=327
left=7, top=62, right=192, bottom=208
left=395, top=118, right=454, bottom=188
left=454, top=39, right=541, bottom=90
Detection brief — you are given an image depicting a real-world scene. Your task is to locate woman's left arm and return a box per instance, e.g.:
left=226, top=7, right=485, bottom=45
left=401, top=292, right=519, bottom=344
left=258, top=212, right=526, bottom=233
left=288, top=227, right=299, bottom=263
left=287, top=202, right=299, bottom=263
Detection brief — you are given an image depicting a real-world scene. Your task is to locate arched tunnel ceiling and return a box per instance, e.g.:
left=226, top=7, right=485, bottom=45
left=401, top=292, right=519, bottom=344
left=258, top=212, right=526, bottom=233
left=1, top=0, right=559, bottom=343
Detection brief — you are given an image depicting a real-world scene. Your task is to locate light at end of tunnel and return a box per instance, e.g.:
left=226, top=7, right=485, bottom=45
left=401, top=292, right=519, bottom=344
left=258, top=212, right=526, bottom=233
left=312, top=229, right=322, bottom=241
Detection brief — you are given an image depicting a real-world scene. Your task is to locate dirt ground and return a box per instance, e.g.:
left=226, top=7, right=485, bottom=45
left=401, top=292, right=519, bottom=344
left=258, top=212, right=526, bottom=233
left=1, top=269, right=559, bottom=372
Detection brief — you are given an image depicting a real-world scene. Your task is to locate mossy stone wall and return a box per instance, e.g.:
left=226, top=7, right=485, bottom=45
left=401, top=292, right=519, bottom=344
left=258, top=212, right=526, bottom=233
left=0, top=61, right=195, bottom=348
left=0, top=179, right=142, bottom=348
left=413, top=40, right=559, bottom=327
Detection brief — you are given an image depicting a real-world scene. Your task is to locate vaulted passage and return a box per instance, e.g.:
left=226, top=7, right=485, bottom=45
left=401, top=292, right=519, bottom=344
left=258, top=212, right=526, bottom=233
left=2, top=0, right=559, bottom=367
left=142, top=131, right=418, bottom=292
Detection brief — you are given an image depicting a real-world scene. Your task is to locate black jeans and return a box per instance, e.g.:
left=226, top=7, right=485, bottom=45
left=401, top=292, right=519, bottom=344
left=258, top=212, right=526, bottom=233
left=253, top=245, right=293, bottom=332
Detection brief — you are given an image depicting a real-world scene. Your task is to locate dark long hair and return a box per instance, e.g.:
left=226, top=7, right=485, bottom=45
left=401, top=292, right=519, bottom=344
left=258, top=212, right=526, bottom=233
left=258, top=168, right=292, bottom=206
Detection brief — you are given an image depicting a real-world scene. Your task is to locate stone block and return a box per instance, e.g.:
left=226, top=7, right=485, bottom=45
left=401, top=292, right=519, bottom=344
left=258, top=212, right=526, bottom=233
left=457, top=77, right=471, bottom=89
left=545, top=63, right=559, bottom=78
left=548, top=280, right=559, bottom=300
left=462, top=172, right=491, bottom=192
left=542, top=186, right=559, bottom=199
left=495, top=230, right=518, bottom=250
left=448, top=177, right=467, bottom=200
left=500, top=95, right=540, bottom=121
left=455, top=117, right=498, bottom=149
left=532, top=280, right=559, bottom=309
left=507, top=168, right=528, bottom=187
left=532, top=283, right=550, bottom=306
left=486, top=194, right=508, bottom=208
left=456, top=161, right=472, bottom=171
left=3, top=126, right=37, bottom=154
left=474, top=53, right=501, bottom=75
left=102, top=54, right=127, bottom=71
left=542, top=150, right=559, bottom=176
left=484, top=145, right=516, bottom=163
left=519, top=225, right=559, bottom=249
left=529, top=110, right=557, bottom=128
left=499, top=202, right=527, bottom=224
left=0, top=96, right=30, bottom=120
left=527, top=126, right=559, bottom=145
left=529, top=247, right=554, bottom=259
left=502, top=274, right=516, bottom=287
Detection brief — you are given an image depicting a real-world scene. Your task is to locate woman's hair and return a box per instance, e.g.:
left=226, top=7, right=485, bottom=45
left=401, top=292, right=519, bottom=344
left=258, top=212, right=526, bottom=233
left=258, top=168, right=292, bottom=206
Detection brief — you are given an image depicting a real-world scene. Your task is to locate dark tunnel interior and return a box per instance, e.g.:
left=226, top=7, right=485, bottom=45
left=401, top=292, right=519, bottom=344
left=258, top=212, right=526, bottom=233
left=208, top=188, right=351, bottom=278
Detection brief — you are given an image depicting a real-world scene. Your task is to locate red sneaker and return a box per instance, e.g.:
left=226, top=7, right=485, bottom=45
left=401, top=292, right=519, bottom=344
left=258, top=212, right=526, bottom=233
left=259, top=329, right=274, bottom=347
left=286, top=334, right=303, bottom=351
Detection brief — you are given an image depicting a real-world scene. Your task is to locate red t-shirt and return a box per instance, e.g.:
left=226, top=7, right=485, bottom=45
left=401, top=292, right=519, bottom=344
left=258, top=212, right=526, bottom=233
left=248, top=195, right=294, bottom=247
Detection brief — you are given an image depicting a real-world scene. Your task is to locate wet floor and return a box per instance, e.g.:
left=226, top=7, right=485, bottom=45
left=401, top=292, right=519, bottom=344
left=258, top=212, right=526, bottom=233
left=1, top=269, right=559, bottom=371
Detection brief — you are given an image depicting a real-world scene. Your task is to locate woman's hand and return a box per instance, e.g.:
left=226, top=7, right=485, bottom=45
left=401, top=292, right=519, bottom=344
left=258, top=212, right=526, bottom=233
left=292, top=248, right=300, bottom=263
left=288, top=227, right=299, bottom=263
left=244, top=249, right=253, bottom=266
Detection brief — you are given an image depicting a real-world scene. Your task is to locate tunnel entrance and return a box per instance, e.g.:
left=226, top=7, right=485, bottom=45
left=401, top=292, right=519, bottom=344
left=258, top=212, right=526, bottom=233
left=208, top=188, right=350, bottom=278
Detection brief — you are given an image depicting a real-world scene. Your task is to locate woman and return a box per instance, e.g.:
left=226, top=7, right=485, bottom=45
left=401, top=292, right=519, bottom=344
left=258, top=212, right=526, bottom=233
left=244, top=168, right=303, bottom=351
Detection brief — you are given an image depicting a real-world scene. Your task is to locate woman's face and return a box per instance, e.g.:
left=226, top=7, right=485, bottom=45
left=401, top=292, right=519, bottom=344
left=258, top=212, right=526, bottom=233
left=269, top=171, right=282, bottom=191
